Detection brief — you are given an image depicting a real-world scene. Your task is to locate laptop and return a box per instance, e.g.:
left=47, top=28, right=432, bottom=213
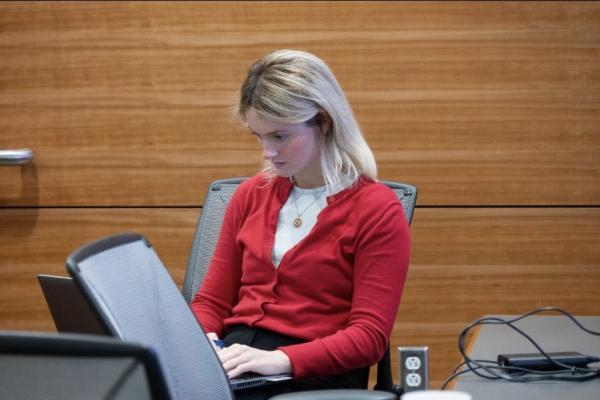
left=38, top=274, right=106, bottom=335
left=38, top=274, right=291, bottom=391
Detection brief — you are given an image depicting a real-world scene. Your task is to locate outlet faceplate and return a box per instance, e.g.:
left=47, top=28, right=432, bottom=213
left=398, top=346, right=428, bottom=392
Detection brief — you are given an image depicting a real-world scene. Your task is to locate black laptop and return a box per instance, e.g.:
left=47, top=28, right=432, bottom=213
left=37, top=274, right=291, bottom=390
left=38, top=274, right=106, bottom=335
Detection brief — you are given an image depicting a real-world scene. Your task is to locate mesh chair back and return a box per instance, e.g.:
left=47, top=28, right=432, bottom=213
left=367, top=181, right=417, bottom=391
left=183, top=178, right=245, bottom=302
left=0, top=331, right=170, bottom=400
left=66, top=233, right=234, bottom=400
left=380, top=180, right=417, bottom=225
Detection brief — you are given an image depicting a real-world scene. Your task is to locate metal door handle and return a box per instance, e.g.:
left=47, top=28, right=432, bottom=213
left=0, top=149, right=33, bottom=165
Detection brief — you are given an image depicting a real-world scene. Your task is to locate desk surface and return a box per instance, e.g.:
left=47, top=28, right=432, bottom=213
left=453, top=315, right=600, bottom=400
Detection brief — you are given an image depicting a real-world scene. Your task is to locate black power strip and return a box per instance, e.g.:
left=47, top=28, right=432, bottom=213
left=497, top=352, right=596, bottom=372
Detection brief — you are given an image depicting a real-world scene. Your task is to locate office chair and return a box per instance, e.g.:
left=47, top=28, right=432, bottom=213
left=0, top=330, right=171, bottom=400
left=182, top=177, right=417, bottom=394
left=66, top=233, right=235, bottom=400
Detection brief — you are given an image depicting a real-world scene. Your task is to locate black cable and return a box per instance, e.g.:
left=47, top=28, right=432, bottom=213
left=441, top=363, right=600, bottom=390
left=442, top=307, right=600, bottom=389
left=441, top=365, right=489, bottom=390
left=459, top=308, right=600, bottom=378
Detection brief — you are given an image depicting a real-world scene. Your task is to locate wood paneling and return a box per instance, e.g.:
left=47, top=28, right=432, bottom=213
left=0, top=208, right=198, bottom=331
left=1, top=1, right=599, bottom=206
left=1, top=207, right=598, bottom=387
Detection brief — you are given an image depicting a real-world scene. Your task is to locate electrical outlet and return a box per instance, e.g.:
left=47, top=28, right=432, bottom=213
left=398, top=346, right=428, bottom=392
left=405, top=373, right=422, bottom=387
left=405, top=356, right=422, bottom=370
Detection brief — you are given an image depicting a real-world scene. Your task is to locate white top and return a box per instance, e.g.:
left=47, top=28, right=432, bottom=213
left=272, top=185, right=328, bottom=267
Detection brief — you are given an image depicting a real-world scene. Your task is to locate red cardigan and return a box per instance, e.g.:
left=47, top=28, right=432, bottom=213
left=191, top=174, right=410, bottom=378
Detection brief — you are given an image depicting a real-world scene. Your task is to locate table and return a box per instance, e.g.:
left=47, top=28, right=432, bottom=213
left=452, top=315, right=600, bottom=400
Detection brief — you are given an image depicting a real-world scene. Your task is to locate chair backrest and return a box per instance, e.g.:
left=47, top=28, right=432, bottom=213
left=66, top=233, right=234, bottom=400
left=183, top=178, right=245, bottom=303
left=182, top=178, right=417, bottom=391
left=0, top=330, right=171, bottom=400
left=372, top=180, right=417, bottom=392
left=379, top=180, right=417, bottom=225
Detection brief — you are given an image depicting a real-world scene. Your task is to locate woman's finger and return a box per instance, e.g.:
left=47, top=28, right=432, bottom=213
left=221, top=346, right=254, bottom=372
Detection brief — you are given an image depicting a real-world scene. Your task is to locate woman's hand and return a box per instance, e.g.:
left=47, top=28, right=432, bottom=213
left=217, top=343, right=292, bottom=378
left=206, top=332, right=222, bottom=352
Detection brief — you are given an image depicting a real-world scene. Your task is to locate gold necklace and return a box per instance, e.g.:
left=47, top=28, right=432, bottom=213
left=292, top=188, right=325, bottom=228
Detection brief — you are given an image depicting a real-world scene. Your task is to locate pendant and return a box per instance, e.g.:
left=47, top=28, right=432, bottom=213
left=293, top=218, right=302, bottom=228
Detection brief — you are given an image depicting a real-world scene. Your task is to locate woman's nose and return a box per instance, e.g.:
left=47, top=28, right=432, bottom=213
left=262, top=143, right=277, bottom=159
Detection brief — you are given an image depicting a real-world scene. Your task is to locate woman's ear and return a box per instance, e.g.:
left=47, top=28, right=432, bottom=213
left=317, top=110, right=332, bottom=136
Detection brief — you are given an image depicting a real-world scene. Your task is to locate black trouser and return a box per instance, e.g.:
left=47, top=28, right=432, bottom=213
left=223, top=325, right=365, bottom=400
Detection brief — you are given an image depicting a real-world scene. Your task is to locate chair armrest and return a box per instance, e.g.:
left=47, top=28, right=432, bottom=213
left=269, top=389, right=398, bottom=400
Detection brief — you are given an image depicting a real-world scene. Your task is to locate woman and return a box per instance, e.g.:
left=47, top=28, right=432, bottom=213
left=191, top=49, right=410, bottom=397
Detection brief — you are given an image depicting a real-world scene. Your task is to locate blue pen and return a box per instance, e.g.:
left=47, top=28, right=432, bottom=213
left=213, top=339, right=225, bottom=349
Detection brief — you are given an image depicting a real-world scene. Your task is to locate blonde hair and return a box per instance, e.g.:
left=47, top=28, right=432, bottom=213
left=236, top=49, right=377, bottom=192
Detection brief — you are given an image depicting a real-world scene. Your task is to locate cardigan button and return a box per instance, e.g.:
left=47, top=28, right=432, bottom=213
left=327, top=197, right=336, bottom=204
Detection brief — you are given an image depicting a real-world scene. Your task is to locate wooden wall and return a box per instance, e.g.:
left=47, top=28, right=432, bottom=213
left=1, top=1, right=599, bottom=388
